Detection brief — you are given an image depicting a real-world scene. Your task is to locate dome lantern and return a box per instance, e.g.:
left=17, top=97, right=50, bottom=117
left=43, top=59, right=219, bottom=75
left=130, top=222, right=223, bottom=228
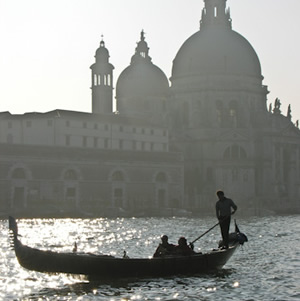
left=95, top=38, right=110, bottom=63
left=131, top=30, right=151, bottom=64
left=200, top=0, right=232, bottom=30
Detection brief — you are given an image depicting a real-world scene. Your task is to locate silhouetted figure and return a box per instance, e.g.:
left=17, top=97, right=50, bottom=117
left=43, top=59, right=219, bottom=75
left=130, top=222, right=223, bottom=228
left=72, top=242, right=77, bottom=253
left=123, top=250, right=129, bottom=259
left=287, top=104, right=292, bottom=120
left=273, top=98, right=281, bottom=114
left=174, top=237, right=195, bottom=256
left=153, top=235, right=175, bottom=257
left=215, top=190, right=237, bottom=249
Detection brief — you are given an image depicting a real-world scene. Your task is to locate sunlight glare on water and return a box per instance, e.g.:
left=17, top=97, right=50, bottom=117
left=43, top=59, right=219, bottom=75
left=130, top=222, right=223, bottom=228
left=1, top=215, right=300, bottom=300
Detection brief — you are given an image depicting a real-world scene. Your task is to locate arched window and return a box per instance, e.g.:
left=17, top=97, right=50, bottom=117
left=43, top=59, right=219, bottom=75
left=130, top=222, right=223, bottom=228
left=229, top=100, right=238, bottom=127
left=223, top=145, right=247, bottom=160
left=216, top=100, right=223, bottom=125
left=156, top=172, right=167, bottom=183
left=112, top=171, right=124, bottom=181
left=64, top=170, right=77, bottom=180
left=12, top=168, right=26, bottom=179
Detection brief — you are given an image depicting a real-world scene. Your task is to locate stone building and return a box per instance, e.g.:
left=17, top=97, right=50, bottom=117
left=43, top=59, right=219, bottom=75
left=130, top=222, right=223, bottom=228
left=0, top=110, right=183, bottom=216
left=166, top=0, right=300, bottom=212
left=0, top=0, right=299, bottom=216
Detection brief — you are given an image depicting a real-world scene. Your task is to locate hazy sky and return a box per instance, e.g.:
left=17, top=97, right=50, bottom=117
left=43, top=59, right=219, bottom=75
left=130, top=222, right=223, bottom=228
left=1, top=0, right=299, bottom=121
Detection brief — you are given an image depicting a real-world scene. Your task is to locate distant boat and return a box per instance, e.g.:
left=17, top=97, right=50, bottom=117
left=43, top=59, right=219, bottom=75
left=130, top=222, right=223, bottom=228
left=8, top=216, right=241, bottom=280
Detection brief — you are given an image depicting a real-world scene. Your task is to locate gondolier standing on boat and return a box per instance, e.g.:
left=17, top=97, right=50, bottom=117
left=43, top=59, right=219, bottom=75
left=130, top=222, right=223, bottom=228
left=215, top=190, right=237, bottom=249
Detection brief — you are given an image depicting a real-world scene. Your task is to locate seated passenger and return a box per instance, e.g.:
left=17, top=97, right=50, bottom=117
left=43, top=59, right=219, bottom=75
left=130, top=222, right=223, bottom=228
left=153, top=235, right=175, bottom=257
left=174, top=236, right=195, bottom=256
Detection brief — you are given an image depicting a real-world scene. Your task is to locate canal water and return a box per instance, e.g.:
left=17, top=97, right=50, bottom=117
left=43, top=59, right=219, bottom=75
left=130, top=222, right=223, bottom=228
left=1, top=215, right=299, bottom=300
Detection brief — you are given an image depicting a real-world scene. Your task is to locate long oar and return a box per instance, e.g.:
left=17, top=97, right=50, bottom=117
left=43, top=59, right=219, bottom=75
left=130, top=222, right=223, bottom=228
left=190, top=213, right=233, bottom=245
left=190, top=221, right=220, bottom=245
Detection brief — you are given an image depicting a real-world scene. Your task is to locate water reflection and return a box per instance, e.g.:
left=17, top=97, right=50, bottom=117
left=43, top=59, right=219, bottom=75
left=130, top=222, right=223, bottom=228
left=23, top=272, right=238, bottom=301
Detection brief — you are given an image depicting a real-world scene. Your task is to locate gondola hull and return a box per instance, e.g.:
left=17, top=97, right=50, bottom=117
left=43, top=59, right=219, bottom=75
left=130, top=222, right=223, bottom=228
left=9, top=216, right=239, bottom=280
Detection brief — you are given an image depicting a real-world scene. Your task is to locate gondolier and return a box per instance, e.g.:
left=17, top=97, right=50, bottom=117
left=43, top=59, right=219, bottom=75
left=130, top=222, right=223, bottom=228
left=215, top=190, right=237, bottom=249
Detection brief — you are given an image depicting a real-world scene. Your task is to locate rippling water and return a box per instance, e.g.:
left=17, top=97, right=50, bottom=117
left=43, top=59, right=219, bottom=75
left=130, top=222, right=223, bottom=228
left=1, top=215, right=299, bottom=300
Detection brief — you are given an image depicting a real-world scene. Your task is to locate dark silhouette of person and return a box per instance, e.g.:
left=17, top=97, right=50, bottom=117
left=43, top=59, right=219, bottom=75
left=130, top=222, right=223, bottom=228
left=174, top=236, right=195, bottom=256
left=215, top=190, right=237, bottom=249
left=153, top=235, right=175, bottom=257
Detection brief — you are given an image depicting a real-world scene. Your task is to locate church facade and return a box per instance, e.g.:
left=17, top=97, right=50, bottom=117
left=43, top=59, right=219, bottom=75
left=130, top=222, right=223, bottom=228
left=1, top=0, right=299, bottom=216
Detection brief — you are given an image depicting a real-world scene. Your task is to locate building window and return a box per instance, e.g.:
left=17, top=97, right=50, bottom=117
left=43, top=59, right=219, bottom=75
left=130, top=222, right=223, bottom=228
left=232, top=169, right=238, bottom=181
left=66, top=135, right=70, bottom=146
left=114, top=188, right=123, bottom=207
left=64, top=170, right=77, bottom=180
left=216, top=100, right=223, bottom=125
left=156, top=172, right=167, bottom=182
left=112, top=171, right=124, bottom=181
left=223, top=145, right=247, bottom=160
left=229, top=100, right=238, bottom=127
left=7, top=134, right=13, bottom=144
left=66, top=187, right=76, bottom=198
left=94, top=137, right=98, bottom=148
left=12, top=168, right=26, bottom=179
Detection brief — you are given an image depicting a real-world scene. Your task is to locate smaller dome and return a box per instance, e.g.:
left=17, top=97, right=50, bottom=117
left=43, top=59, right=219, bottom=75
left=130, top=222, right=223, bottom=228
left=116, top=60, right=169, bottom=98
left=116, top=31, right=169, bottom=99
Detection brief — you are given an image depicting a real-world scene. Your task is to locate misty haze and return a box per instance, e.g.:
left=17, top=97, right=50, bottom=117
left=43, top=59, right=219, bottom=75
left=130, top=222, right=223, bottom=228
left=1, top=0, right=300, bottom=219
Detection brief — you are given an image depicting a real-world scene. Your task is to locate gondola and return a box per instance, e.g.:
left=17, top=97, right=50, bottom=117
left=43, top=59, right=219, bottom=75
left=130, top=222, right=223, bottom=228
left=8, top=216, right=245, bottom=280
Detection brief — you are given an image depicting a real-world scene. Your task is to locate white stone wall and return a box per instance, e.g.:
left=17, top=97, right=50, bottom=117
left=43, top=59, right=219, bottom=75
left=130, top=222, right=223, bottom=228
left=0, top=112, right=169, bottom=152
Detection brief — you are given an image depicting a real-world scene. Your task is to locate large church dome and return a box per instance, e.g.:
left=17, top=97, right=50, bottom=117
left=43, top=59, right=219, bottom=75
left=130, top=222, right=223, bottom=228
left=171, top=0, right=262, bottom=81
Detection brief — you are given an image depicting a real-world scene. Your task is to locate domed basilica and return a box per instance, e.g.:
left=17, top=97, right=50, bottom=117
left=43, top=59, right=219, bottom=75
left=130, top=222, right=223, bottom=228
left=1, top=0, right=299, bottom=216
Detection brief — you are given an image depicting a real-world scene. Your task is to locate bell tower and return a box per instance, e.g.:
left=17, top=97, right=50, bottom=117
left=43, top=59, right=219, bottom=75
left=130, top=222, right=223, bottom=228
left=90, top=39, right=114, bottom=114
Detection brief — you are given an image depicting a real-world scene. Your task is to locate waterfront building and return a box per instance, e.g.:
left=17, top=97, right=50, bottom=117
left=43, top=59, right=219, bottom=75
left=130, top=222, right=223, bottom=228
left=0, top=0, right=299, bottom=216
